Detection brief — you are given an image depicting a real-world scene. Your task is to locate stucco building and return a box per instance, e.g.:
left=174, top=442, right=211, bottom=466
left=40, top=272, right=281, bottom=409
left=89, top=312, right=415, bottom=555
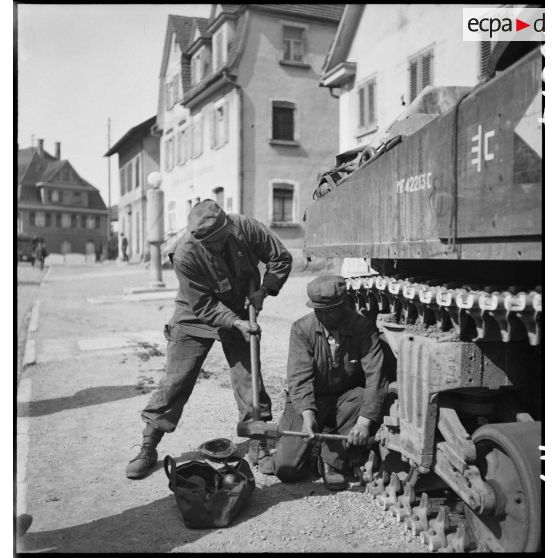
left=156, top=5, right=343, bottom=250
left=17, top=139, right=108, bottom=255
left=105, top=116, right=160, bottom=261
left=320, top=4, right=496, bottom=153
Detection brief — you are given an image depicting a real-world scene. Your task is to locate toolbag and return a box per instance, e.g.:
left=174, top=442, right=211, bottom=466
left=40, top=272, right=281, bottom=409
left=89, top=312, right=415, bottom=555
left=163, top=455, right=255, bottom=529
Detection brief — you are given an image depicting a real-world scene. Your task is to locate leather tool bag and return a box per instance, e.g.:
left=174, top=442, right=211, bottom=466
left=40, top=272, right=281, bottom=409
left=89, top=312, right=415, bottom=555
left=164, top=455, right=255, bottom=529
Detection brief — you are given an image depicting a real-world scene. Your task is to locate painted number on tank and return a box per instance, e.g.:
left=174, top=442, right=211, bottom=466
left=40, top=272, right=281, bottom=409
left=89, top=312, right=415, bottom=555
left=396, top=172, right=432, bottom=194
left=471, top=124, right=495, bottom=172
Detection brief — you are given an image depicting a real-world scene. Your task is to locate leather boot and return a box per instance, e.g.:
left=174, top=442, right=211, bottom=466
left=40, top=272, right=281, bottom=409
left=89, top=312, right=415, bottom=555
left=126, top=443, right=158, bottom=479
left=248, top=439, right=275, bottom=475
left=320, top=458, right=349, bottom=491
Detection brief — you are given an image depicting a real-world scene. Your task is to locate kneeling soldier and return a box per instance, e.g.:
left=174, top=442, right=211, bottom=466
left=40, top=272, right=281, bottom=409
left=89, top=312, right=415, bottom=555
left=273, top=275, right=388, bottom=490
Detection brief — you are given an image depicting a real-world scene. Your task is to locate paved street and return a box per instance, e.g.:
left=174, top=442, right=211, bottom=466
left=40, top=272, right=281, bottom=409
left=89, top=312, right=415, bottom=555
left=16, top=261, right=424, bottom=553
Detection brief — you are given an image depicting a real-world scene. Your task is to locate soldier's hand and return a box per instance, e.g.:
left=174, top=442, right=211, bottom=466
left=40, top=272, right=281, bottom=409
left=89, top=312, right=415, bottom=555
left=233, top=319, right=261, bottom=342
left=347, top=423, right=369, bottom=446
left=302, top=410, right=318, bottom=440
left=244, top=288, right=267, bottom=313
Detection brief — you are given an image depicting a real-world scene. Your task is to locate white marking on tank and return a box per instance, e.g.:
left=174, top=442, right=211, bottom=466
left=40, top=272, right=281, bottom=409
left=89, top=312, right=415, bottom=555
left=471, top=124, right=496, bottom=172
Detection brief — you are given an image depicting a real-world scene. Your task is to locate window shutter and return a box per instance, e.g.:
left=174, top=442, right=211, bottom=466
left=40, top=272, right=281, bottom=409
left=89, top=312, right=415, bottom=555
left=479, top=41, right=492, bottom=78
left=409, top=59, right=418, bottom=102
left=358, top=87, right=365, bottom=128
left=421, top=52, right=432, bottom=90
left=367, top=81, right=375, bottom=125
left=210, top=109, right=216, bottom=148
left=224, top=102, right=229, bottom=143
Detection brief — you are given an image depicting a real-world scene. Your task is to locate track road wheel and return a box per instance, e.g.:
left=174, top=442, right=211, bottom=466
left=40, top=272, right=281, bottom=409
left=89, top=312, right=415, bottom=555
left=465, top=422, right=541, bottom=552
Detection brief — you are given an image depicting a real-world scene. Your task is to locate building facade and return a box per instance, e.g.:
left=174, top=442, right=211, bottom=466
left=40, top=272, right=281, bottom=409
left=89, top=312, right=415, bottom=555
left=105, top=116, right=160, bottom=261
left=17, top=139, right=108, bottom=255
left=156, top=5, right=343, bottom=250
left=320, top=4, right=497, bottom=153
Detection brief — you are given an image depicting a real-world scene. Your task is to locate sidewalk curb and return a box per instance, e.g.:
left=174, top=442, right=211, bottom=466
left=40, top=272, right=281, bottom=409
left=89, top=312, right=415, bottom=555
left=21, top=266, right=49, bottom=370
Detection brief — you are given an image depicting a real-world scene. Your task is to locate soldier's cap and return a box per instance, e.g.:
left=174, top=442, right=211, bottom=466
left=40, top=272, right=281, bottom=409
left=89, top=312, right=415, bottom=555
left=188, top=199, right=228, bottom=240
left=306, top=275, right=347, bottom=309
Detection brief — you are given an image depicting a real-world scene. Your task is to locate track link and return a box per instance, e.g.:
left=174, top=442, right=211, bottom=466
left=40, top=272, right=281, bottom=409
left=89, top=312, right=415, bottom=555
left=345, top=275, right=542, bottom=346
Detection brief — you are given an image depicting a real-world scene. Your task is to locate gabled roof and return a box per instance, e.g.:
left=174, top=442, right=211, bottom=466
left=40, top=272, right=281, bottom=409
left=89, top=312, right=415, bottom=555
left=17, top=146, right=107, bottom=210
left=321, top=5, right=364, bottom=77
left=104, top=115, right=157, bottom=157
left=249, top=4, right=344, bottom=23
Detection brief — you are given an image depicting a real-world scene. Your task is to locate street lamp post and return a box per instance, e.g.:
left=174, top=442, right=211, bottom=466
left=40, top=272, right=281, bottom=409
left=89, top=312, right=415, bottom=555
left=146, top=171, right=165, bottom=288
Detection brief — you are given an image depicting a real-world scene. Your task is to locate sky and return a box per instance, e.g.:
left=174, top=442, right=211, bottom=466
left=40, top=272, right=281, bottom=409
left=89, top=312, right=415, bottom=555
left=17, top=3, right=212, bottom=207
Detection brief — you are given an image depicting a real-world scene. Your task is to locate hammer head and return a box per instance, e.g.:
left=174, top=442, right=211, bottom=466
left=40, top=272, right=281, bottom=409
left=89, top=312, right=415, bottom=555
left=236, top=420, right=280, bottom=440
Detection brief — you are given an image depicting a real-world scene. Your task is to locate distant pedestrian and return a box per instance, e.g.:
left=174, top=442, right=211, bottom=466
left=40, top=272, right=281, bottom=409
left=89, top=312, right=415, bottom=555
left=95, top=241, right=102, bottom=263
left=34, top=241, right=48, bottom=270
left=121, top=234, right=129, bottom=262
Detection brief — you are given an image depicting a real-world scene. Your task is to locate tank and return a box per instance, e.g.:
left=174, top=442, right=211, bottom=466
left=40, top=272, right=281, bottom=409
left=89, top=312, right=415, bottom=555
left=303, top=43, right=542, bottom=552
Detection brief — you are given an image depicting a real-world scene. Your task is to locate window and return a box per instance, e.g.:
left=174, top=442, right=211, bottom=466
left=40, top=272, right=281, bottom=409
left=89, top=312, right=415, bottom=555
left=272, top=183, right=294, bottom=223
left=166, top=75, right=179, bottom=109
left=95, top=216, right=101, bottom=229
left=213, top=187, right=224, bottom=208
left=272, top=101, right=295, bottom=141
left=120, top=169, right=125, bottom=195
left=178, top=129, right=186, bottom=165
left=29, top=211, right=35, bottom=226
left=357, top=78, right=377, bottom=130
left=168, top=201, right=176, bottom=232
left=35, top=211, right=45, bottom=227
left=185, top=125, right=192, bottom=160
left=62, top=213, right=71, bottom=228
left=81, top=214, right=87, bottom=228
left=126, top=163, right=133, bottom=192
left=87, top=216, right=95, bottom=229
left=283, top=26, right=305, bottom=62
left=193, top=115, right=203, bottom=157
left=56, top=214, right=62, bottom=227
left=48, top=189, right=59, bottom=203
left=135, top=157, right=141, bottom=188
left=45, top=213, right=51, bottom=227
left=71, top=214, right=78, bottom=228
left=409, top=49, right=434, bottom=103
left=73, top=191, right=82, bottom=204
left=479, top=41, right=495, bottom=80
left=192, top=49, right=210, bottom=85
left=165, top=136, right=175, bottom=171
left=212, top=103, right=229, bottom=148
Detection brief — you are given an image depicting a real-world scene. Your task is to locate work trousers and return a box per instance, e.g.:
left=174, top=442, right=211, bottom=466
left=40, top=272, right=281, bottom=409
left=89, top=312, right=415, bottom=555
left=141, top=324, right=272, bottom=443
left=273, top=387, right=369, bottom=483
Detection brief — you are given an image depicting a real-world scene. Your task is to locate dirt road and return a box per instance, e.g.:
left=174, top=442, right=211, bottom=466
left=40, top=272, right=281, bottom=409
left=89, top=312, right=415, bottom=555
left=16, top=262, right=425, bottom=553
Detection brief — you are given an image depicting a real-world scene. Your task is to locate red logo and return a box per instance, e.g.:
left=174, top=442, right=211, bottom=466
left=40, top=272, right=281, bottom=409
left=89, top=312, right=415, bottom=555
left=516, top=18, right=530, bottom=32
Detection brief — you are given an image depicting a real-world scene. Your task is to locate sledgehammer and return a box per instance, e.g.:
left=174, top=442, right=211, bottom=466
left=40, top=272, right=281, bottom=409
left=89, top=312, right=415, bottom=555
left=237, top=420, right=358, bottom=443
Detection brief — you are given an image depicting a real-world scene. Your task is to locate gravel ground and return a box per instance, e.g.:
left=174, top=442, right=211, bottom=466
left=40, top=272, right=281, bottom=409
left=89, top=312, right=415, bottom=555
left=17, top=262, right=426, bottom=553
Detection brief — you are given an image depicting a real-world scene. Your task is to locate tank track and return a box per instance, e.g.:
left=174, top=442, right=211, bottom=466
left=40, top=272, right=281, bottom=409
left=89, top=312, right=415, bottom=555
left=345, top=275, right=542, bottom=346
left=360, top=470, right=483, bottom=552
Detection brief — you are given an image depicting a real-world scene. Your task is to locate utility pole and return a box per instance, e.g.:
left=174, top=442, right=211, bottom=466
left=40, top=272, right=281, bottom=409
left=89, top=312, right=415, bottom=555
left=107, top=118, right=112, bottom=259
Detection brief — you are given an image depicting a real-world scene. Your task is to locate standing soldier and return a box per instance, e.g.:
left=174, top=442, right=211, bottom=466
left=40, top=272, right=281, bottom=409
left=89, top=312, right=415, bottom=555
left=126, top=200, right=293, bottom=479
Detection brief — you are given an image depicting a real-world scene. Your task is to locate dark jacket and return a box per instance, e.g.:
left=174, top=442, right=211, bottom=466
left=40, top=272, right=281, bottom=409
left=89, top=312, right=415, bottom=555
left=169, top=214, right=292, bottom=338
left=287, top=308, right=388, bottom=423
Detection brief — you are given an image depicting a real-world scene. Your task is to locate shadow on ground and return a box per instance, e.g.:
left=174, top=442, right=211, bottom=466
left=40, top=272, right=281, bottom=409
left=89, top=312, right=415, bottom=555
left=18, top=463, right=334, bottom=553
left=17, top=385, right=143, bottom=417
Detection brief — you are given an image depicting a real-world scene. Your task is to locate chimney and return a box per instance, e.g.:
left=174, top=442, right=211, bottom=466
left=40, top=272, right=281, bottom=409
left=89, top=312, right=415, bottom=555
left=37, top=138, right=44, bottom=156
left=55, top=142, right=61, bottom=160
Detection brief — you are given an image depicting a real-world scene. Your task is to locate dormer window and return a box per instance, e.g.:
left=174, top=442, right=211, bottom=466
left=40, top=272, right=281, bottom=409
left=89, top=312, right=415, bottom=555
left=192, top=48, right=210, bottom=85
